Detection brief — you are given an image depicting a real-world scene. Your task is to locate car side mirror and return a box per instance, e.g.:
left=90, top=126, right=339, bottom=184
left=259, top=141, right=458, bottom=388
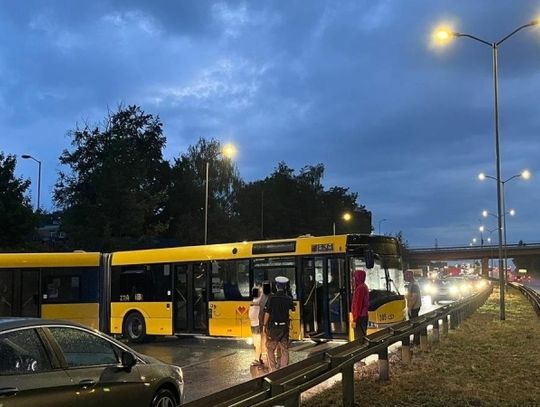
left=121, top=351, right=137, bottom=370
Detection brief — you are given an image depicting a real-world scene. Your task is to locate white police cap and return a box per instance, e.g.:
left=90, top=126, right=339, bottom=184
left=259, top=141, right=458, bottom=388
left=275, top=276, right=289, bottom=284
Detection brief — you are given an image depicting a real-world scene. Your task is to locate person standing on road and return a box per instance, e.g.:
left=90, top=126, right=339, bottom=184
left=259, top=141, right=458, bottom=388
left=258, top=281, right=272, bottom=365
left=263, top=276, right=295, bottom=371
left=405, top=270, right=422, bottom=346
left=248, top=287, right=263, bottom=366
left=405, top=270, right=422, bottom=319
left=351, top=269, right=369, bottom=342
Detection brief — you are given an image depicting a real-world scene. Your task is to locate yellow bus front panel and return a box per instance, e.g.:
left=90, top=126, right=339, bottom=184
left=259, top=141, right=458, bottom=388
left=41, top=303, right=100, bottom=329
left=367, top=299, right=406, bottom=335
left=209, top=301, right=301, bottom=340
left=110, top=302, right=173, bottom=336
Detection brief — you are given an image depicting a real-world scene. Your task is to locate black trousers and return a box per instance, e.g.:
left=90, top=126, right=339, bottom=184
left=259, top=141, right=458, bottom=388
left=354, top=316, right=368, bottom=342
left=408, top=308, right=420, bottom=345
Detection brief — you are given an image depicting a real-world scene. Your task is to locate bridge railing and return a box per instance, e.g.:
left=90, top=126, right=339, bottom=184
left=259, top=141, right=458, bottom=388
left=184, top=286, right=492, bottom=407
left=408, top=242, right=540, bottom=252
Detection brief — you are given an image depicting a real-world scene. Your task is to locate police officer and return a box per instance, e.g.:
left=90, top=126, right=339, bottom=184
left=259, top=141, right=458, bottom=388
left=263, top=276, right=295, bottom=371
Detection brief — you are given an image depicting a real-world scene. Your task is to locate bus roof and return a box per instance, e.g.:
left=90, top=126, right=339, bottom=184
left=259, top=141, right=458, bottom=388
left=0, top=252, right=102, bottom=268
left=111, top=235, right=351, bottom=266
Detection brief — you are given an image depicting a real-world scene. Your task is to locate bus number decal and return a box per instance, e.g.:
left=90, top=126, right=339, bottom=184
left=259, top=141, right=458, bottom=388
left=311, top=243, right=334, bottom=253
left=379, top=312, right=395, bottom=321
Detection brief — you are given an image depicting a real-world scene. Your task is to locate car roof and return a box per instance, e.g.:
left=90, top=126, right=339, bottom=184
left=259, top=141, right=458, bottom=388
left=0, top=317, right=90, bottom=332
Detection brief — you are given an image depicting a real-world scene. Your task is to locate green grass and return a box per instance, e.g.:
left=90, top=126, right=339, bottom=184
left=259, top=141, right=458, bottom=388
left=302, top=288, right=540, bottom=406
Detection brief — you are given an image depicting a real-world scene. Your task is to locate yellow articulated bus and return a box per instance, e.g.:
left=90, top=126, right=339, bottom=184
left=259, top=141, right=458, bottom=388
left=0, top=234, right=406, bottom=343
left=0, top=252, right=106, bottom=330
left=109, top=234, right=406, bottom=342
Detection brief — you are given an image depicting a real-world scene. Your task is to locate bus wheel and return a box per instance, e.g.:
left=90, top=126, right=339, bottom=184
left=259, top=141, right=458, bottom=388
left=123, top=312, right=148, bottom=343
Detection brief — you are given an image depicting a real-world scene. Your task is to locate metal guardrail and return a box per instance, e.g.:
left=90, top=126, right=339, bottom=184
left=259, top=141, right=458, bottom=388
left=184, top=286, right=492, bottom=407
left=509, top=282, right=540, bottom=318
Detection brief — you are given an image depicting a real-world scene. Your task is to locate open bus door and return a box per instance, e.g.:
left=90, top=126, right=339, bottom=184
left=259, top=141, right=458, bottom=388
left=301, top=256, right=348, bottom=340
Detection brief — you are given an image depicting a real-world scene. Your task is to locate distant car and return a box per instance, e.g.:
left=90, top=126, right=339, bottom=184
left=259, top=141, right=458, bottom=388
left=423, top=277, right=474, bottom=304
left=465, top=274, right=490, bottom=292
left=0, top=318, right=183, bottom=407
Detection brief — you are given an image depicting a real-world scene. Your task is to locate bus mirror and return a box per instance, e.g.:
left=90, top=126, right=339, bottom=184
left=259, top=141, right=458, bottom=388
left=365, top=250, right=375, bottom=269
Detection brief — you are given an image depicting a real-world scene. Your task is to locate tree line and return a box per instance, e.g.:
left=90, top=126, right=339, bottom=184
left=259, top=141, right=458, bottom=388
left=1, top=105, right=372, bottom=252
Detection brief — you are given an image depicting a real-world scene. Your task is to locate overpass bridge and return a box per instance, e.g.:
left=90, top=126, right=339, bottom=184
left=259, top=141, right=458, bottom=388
left=406, top=242, right=540, bottom=275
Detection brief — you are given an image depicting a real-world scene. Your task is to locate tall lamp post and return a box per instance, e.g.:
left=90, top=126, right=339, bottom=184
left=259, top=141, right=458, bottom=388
left=21, top=154, right=42, bottom=211
left=434, top=20, right=538, bottom=320
left=480, top=170, right=529, bottom=286
left=333, top=212, right=352, bottom=235
left=204, top=143, right=237, bottom=245
left=378, top=218, right=387, bottom=235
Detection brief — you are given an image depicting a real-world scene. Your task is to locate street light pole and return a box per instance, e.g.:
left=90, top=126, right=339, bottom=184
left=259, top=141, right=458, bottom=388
left=434, top=20, right=539, bottom=321
left=204, top=161, right=209, bottom=245
left=21, top=154, right=42, bottom=211
left=378, top=218, right=387, bottom=235
left=204, top=143, right=237, bottom=245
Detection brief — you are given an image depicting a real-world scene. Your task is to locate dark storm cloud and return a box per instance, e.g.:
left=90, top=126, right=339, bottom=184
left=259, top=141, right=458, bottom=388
left=2, top=0, right=539, bottom=246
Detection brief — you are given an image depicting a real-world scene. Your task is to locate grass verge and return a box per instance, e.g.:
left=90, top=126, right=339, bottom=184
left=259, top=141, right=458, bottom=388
left=303, top=288, right=540, bottom=406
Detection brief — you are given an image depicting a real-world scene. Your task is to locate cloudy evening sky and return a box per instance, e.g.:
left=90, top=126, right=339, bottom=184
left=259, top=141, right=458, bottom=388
left=2, top=0, right=540, bottom=247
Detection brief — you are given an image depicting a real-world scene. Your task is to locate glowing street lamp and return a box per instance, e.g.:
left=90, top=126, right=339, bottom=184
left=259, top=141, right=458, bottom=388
left=480, top=170, right=529, bottom=282
left=433, top=18, right=539, bottom=320
left=333, top=212, right=352, bottom=235
left=204, top=143, right=237, bottom=244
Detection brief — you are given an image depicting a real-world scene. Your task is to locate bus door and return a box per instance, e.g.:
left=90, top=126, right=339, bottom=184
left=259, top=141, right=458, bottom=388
left=301, top=257, right=348, bottom=339
left=0, top=269, right=40, bottom=317
left=173, top=263, right=208, bottom=334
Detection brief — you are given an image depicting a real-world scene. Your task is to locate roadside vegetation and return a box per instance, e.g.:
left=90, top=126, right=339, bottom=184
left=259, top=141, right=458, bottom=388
left=304, top=288, right=540, bottom=406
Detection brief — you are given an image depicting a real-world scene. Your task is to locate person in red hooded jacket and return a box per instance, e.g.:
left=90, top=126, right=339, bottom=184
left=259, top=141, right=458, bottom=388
left=351, top=269, right=369, bottom=342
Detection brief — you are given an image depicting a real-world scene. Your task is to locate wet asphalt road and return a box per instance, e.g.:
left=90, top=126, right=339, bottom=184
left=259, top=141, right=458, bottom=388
left=131, top=335, right=337, bottom=403
left=130, top=296, right=440, bottom=403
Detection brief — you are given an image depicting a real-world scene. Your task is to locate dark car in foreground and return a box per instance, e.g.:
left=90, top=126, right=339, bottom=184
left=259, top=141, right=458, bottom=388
left=0, top=318, right=183, bottom=407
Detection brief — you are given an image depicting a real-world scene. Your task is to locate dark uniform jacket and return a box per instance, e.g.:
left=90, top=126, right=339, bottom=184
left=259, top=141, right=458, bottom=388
left=264, top=292, right=295, bottom=326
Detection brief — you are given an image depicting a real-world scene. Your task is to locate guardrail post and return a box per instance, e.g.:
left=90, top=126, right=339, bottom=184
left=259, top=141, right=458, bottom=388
left=432, top=320, right=440, bottom=344
left=450, top=312, right=458, bottom=330
left=269, top=382, right=299, bottom=407
left=342, top=364, right=355, bottom=407
left=378, top=347, right=389, bottom=381
left=442, top=315, right=449, bottom=336
left=419, top=326, right=428, bottom=352
left=401, top=336, right=411, bottom=364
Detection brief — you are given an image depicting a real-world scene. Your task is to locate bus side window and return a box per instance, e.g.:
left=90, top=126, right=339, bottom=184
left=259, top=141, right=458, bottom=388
left=210, top=260, right=250, bottom=301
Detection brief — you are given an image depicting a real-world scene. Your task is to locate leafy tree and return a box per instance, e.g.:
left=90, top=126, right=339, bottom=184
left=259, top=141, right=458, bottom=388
left=165, top=138, right=244, bottom=245
left=54, top=105, right=169, bottom=251
left=237, top=162, right=369, bottom=239
left=0, top=152, right=35, bottom=249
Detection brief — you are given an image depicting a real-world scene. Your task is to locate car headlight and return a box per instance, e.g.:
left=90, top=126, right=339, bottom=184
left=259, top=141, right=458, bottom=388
left=424, top=284, right=437, bottom=294
left=460, top=283, right=470, bottom=293
left=476, top=280, right=487, bottom=289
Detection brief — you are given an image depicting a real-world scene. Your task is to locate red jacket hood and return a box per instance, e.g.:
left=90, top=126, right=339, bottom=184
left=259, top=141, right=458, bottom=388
left=355, top=269, right=366, bottom=285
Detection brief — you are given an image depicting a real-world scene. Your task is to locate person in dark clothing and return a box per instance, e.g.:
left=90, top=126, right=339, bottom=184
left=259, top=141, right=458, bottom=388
left=351, top=269, right=369, bottom=342
left=263, top=276, right=295, bottom=371
left=258, top=281, right=272, bottom=364
left=405, top=270, right=422, bottom=345
left=405, top=270, right=421, bottom=319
